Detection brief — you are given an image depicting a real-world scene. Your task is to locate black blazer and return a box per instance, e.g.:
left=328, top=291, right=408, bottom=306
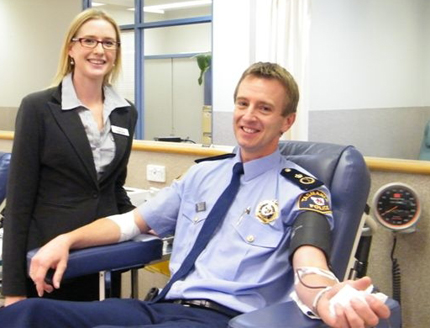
left=2, top=84, right=138, bottom=296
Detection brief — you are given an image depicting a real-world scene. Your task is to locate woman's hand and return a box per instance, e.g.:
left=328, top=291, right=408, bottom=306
left=28, top=234, right=71, bottom=297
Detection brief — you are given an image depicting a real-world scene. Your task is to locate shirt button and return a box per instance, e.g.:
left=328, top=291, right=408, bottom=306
left=193, top=217, right=199, bottom=223
left=246, top=235, right=255, bottom=243
left=92, top=191, right=99, bottom=199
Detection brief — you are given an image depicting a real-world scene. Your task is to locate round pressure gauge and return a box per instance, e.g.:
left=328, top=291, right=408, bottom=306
left=372, top=182, right=421, bottom=231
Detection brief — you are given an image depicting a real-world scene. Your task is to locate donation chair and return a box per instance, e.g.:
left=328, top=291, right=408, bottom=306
left=27, top=141, right=401, bottom=327
left=0, top=152, right=11, bottom=205
left=0, top=151, right=12, bottom=286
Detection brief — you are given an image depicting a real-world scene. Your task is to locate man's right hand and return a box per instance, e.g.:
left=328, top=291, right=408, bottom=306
left=28, top=233, right=71, bottom=297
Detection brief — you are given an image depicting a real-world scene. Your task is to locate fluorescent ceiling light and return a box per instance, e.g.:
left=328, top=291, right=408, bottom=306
left=92, top=2, right=105, bottom=7
left=144, top=0, right=212, bottom=14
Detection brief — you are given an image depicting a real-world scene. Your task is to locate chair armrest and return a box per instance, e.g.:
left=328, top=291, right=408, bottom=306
left=27, top=234, right=163, bottom=281
left=228, top=298, right=401, bottom=328
left=381, top=298, right=402, bottom=328
left=228, top=300, right=328, bottom=328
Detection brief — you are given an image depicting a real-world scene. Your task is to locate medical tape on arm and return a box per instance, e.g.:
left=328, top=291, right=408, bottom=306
left=106, top=210, right=140, bottom=242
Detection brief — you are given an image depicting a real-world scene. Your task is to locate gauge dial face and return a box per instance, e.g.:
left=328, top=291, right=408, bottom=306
left=373, top=183, right=421, bottom=231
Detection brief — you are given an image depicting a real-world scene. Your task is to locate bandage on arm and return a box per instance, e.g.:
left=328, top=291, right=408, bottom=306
left=106, top=210, right=141, bottom=242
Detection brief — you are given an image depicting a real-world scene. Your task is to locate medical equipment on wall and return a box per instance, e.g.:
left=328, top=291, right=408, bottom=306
left=372, top=182, right=421, bottom=233
left=372, top=182, right=422, bottom=305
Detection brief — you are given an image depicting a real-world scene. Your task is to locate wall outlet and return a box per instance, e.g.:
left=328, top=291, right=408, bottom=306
left=146, top=164, right=166, bottom=182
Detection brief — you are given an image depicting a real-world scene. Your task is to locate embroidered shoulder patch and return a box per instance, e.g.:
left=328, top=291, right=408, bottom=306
left=298, top=190, right=332, bottom=214
left=280, top=168, right=323, bottom=191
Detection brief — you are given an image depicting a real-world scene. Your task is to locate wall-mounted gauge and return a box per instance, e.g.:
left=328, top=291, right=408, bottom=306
left=372, top=182, right=421, bottom=232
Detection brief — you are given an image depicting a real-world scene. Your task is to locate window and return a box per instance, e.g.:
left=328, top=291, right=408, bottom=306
left=90, top=0, right=212, bottom=141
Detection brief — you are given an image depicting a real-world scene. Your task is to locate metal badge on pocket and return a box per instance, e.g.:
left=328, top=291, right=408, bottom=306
left=255, top=200, right=279, bottom=224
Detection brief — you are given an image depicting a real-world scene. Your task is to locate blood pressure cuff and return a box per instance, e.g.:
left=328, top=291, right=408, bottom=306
left=288, top=211, right=332, bottom=264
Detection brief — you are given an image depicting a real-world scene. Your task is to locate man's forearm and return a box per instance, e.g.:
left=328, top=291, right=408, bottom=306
left=66, top=209, right=149, bottom=249
left=65, top=218, right=123, bottom=250
left=292, top=246, right=337, bottom=313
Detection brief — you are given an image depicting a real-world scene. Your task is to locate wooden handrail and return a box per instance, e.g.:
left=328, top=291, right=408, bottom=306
left=364, top=156, right=430, bottom=174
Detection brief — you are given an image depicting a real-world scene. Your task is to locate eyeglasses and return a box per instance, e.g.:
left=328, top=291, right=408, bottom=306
left=71, top=37, right=120, bottom=50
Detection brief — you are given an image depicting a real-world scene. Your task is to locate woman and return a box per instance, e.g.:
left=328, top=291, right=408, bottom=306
left=2, top=8, right=137, bottom=306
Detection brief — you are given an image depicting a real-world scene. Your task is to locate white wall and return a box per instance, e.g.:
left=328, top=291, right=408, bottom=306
left=0, top=0, right=81, bottom=107
left=212, top=0, right=429, bottom=113
left=212, top=0, right=251, bottom=113
left=425, top=2, right=430, bottom=104
left=306, top=0, right=430, bottom=159
left=309, top=0, right=428, bottom=110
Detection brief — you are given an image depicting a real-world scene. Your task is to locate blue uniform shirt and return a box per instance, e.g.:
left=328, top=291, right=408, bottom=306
left=139, top=149, right=334, bottom=313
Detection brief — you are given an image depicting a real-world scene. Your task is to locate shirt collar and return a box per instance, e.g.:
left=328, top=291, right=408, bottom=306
left=61, top=73, right=129, bottom=112
left=235, top=148, right=282, bottom=181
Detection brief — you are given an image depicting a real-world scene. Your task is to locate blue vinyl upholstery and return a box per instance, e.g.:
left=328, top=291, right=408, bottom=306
left=0, top=152, right=11, bottom=204
left=26, top=234, right=163, bottom=283
left=0, top=152, right=11, bottom=284
left=278, top=141, right=370, bottom=279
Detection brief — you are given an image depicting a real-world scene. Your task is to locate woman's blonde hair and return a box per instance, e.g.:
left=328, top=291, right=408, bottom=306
left=51, top=8, right=122, bottom=87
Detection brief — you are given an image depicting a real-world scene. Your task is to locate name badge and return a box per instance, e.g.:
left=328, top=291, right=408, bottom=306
left=195, top=202, right=206, bottom=212
left=111, top=125, right=129, bottom=137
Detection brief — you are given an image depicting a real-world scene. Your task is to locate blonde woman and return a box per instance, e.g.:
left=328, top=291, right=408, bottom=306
left=2, top=8, right=137, bottom=306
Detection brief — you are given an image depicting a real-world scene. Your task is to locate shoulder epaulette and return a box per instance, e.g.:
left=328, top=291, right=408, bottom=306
left=195, top=153, right=235, bottom=163
left=280, top=168, right=323, bottom=191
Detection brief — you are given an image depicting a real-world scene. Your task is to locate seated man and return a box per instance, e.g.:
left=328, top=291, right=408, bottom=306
left=0, top=62, right=390, bottom=328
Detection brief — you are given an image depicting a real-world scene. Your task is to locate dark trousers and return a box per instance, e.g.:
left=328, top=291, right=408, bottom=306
left=0, top=298, right=231, bottom=328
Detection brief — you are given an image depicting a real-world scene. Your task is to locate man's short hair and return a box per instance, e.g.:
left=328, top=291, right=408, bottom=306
left=233, top=62, right=300, bottom=116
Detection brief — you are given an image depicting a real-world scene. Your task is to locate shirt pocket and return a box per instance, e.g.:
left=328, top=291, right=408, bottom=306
left=217, top=216, right=285, bottom=281
left=175, top=200, right=209, bottom=258
left=181, top=199, right=208, bottom=226
left=233, top=214, right=284, bottom=249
